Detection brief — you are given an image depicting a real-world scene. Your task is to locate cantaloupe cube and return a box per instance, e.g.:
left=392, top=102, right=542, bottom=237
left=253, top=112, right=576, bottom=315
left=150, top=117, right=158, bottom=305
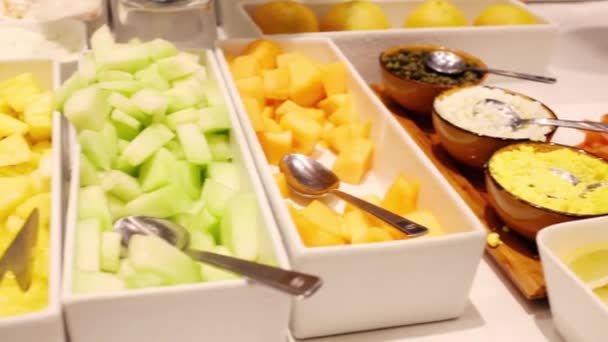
left=342, top=210, right=369, bottom=243
left=230, top=55, right=262, bottom=80
left=262, top=117, right=282, bottom=133
left=261, top=106, right=275, bottom=120
left=319, top=63, right=347, bottom=96
left=382, top=174, right=420, bottom=215
left=259, top=131, right=292, bottom=165
left=318, top=94, right=353, bottom=116
left=263, top=67, right=289, bottom=100
left=321, top=121, right=335, bottom=145
left=236, top=76, right=265, bottom=107
left=241, top=96, right=264, bottom=132
left=352, top=227, right=393, bottom=244
left=275, top=100, right=304, bottom=120
left=0, top=73, right=41, bottom=113
left=279, top=112, right=322, bottom=155
left=404, top=210, right=444, bottom=237
left=301, top=200, right=345, bottom=239
left=277, top=53, right=313, bottom=69
left=328, top=104, right=358, bottom=125
left=244, top=39, right=283, bottom=70
left=273, top=172, right=291, bottom=198
left=0, top=176, right=31, bottom=221
left=0, top=113, right=28, bottom=138
left=24, top=91, right=54, bottom=141
left=0, top=134, right=32, bottom=167
left=327, top=121, right=372, bottom=153
left=300, top=108, right=325, bottom=125
left=332, top=139, right=374, bottom=184
left=288, top=60, right=326, bottom=107
left=288, top=204, right=345, bottom=247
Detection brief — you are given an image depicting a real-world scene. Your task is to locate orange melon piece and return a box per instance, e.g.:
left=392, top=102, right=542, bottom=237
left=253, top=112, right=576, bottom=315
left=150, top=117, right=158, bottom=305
left=236, top=76, right=265, bottom=107
left=277, top=53, right=312, bottom=69
left=241, top=96, right=264, bottom=132
left=319, top=63, right=347, bottom=96
left=244, top=39, right=283, bottom=70
left=301, top=200, right=345, bottom=239
left=328, top=104, right=358, bottom=125
left=279, top=112, right=322, bottom=155
left=261, top=106, right=275, bottom=120
left=342, top=210, right=369, bottom=243
left=259, top=130, right=292, bottom=165
left=275, top=100, right=305, bottom=119
left=273, top=172, right=291, bottom=198
left=318, top=93, right=353, bottom=116
left=287, top=59, right=326, bottom=107
left=262, top=116, right=282, bottom=133
left=327, top=120, right=372, bottom=153
left=332, top=138, right=374, bottom=184
left=263, top=67, right=290, bottom=100
left=230, top=55, right=262, bottom=80
left=352, top=227, right=393, bottom=244
left=288, top=204, right=345, bottom=247
left=382, top=174, right=420, bottom=215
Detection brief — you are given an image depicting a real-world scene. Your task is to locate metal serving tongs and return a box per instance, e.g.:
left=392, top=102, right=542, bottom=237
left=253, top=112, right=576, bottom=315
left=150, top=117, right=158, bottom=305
left=0, top=208, right=39, bottom=292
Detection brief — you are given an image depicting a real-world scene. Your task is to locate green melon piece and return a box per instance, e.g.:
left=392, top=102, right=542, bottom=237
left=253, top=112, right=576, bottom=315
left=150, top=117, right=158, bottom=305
left=220, top=193, right=260, bottom=261
left=132, top=89, right=169, bottom=121
left=157, top=55, right=199, bottom=81
left=198, top=105, right=231, bottom=134
left=164, top=139, right=186, bottom=160
left=111, top=109, right=141, bottom=140
left=106, top=195, right=125, bottom=221
left=197, top=207, right=220, bottom=243
left=56, top=72, right=89, bottom=111
left=101, top=123, right=119, bottom=163
left=176, top=123, right=212, bottom=165
left=125, top=270, right=169, bottom=289
left=112, top=155, right=137, bottom=176
left=207, top=134, right=232, bottom=161
left=79, top=130, right=113, bottom=171
left=100, top=231, right=122, bottom=273
left=166, top=80, right=205, bottom=113
left=98, top=44, right=151, bottom=73
left=139, top=148, right=176, bottom=192
left=78, top=53, right=97, bottom=83
left=175, top=160, right=202, bottom=200
left=145, top=39, right=178, bottom=61
left=207, top=162, right=240, bottom=191
left=97, top=70, right=134, bottom=82
left=98, top=80, right=142, bottom=95
left=73, top=271, right=126, bottom=294
left=189, top=231, right=215, bottom=252
left=124, top=185, right=190, bottom=218
left=202, top=79, right=224, bottom=106
left=79, top=153, right=99, bottom=187
left=78, top=186, right=113, bottom=231
left=75, top=218, right=102, bottom=272
left=108, top=92, right=147, bottom=123
left=165, top=108, right=199, bottom=131
left=121, top=123, right=174, bottom=166
left=134, top=64, right=170, bottom=92
left=101, top=170, right=142, bottom=202
left=63, top=86, right=111, bottom=132
left=90, top=25, right=115, bottom=62
left=200, top=179, right=237, bottom=217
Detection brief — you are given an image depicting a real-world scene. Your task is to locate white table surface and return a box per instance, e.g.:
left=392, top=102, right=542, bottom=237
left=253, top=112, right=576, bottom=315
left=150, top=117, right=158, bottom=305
left=291, top=2, right=608, bottom=341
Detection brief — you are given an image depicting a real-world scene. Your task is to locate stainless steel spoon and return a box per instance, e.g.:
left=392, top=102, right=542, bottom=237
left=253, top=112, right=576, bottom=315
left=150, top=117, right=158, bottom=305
left=477, top=99, right=608, bottom=133
left=279, top=154, right=429, bottom=237
left=113, top=216, right=322, bottom=298
left=425, top=50, right=557, bottom=84
left=549, top=168, right=608, bottom=198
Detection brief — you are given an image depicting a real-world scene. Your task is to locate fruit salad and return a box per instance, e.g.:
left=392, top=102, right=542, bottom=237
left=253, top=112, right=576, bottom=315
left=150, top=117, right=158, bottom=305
left=60, top=26, right=268, bottom=293
left=0, top=73, right=54, bottom=317
left=228, top=39, right=445, bottom=247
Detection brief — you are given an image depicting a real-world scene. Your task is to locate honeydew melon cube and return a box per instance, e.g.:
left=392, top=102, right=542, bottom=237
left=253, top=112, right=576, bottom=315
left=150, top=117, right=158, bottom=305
left=0, top=134, right=32, bottom=167
left=97, top=70, right=133, bottom=82
left=134, top=64, right=170, bottom=91
left=78, top=186, right=113, bottom=231
left=75, top=218, right=102, bottom=272
left=101, top=123, right=119, bottom=162
left=117, top=139, right=129, bottom=153
left=111, top=109, right=141, bottom=140
left=166, top=80, right=205, bottom=113
left=63, top=86, right=111, bottom=131
left=108, top=92, right=147, bottom=123
left=176, top=124, right=212, bottom=165
left=220, top=193, right=260, bottom=261
left=207, top=162, right=240, bottom=191
left=100, top=231, right=122, bottom=273
left=200, top=246, right=240, bottom=281
left=124, top=270, right=169, bottom=289
left=176, top=160, right=202, bottom=200
left=124, top=185, right=190, bottom=218
left=164, top=139, right=186, bottom=160
left=207, top=134, right=232, bottom=161
left=78, top=53, right=97, bottom=83
left=128, top=234, right=202, bottom=285
left=139, top=148, right=176, bottom=192
left=98, top=81, right=142, bottom=95
left=98, top=44, right=151, bottom=73
left=90, top=25, right=115, bottom=63
left=189, top=231, right=215, bottom=252
left=157, top=55, right=199, bottom=81
left=131, top=89, right=169, bottom=120
left=144, top=38, right=178, bottom=61
left=112, top=155, right=137, bottom=176
left=101, top=170, right=142, bottom=202
left=165, top=108, right=199, bottom=131
left=107, top=195, right=126, bottom=221
left=0, top=113, right=28, bottom=138
left=56, top=73, right=89, bottom=111
left=200, top=179, right=237, bottom=217
left=201, top=79, right=224, bottom=106
left=198, top=207, right=220, bottom=243
left=80, top=154, right=99, bottom=186
left=117, top=259, right=135, bottom=279
left=79, top=130, right=113, bottom=170
left=120, top=123, right=174, bottom=166
left=198, top=105, right=231, bottom=134
left=0, top=176, right=31, bottom=221
left=73, top=271, right=126, bottom=294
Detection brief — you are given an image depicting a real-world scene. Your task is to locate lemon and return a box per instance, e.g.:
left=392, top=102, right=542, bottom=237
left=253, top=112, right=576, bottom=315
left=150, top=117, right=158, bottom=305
left=252, top=1, right=320, bottom=35
left=404, top=0, right=468, bottom=28
left=565, top=242, right=608, bottom=288
left=321, top=1, right=390, bottom=31
left=474, top=4, right=538, bottom=26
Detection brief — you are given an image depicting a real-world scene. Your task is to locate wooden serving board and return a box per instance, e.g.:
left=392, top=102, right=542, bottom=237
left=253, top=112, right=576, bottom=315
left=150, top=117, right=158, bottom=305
left=371, top=84, right=546, bottom=300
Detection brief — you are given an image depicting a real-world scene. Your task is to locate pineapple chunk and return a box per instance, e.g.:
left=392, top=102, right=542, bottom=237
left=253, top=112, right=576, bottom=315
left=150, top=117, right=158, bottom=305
left=319, top=63, right=347, bottom=96
left=279, top=112, right=322, bottom=155
left=230, top=55, right=262, bottom=80
left=327, top=121, right=372, bottom=153
left=277, top=53, right=313, bottom=69
left=259, top=131, right=292, bottom=165
left=0, top=98, right=12, bottom=115
left=382, top=174, right=420, bottom=215
left=342, top=210, right=369, bottom=243
left=273, top=173, right=291, bottom=198
left=24, top=91, right=54, bottom=141
left=263, top=67, right=290, bottom=100
left=0, top=113, right=28, bottom=138
left=241, top=96, right=264, bottom=132
left=244, top=39, right=283, bottom=70
left=261, top=106, right=275, bottom=120
left=289, top=204, right=345, bottom=247
left=15, top=192, right=51, bottom=228
left=318, top=94, right=353, bottom=116
left=262, top=116, right=282, bottom=133
left=352, top=227, right=394, bottom=244
left=332, top=139, right=374, bottom=184
left=300, top=200, right=346, bottom=240
left=0, top=176, right=31, bottom=221
left=236, top=76, right=265, bottom=107
left=0, top=134, right=32, bottom=167
left=404, top=210, right=444, bottom=237
left=288, top=60, right=326, bottom=107
left=0, top=73, right=41, bottom=113
left=275, top=100, right=304, bottom=120
left=328, top=104, right=358, bottom=126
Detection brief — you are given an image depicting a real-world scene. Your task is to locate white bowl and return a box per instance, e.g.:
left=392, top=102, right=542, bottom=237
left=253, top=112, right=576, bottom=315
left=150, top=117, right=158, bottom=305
left=215, top=37, right=486, bottom=339
left=222, top=0, right=558, bottom=83
left=61, top=49, right=293, bottom=342
left=0, top=60, right=65, bottom=342
left=538, top=217, right=608, bottom=342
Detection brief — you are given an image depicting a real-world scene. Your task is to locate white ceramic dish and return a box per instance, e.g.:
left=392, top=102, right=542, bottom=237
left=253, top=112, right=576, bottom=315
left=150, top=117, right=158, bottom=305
left=61, top=49, right=293, bottom=342
left=538, top=217, right=608, bottom=342
left=215, top=37, right=486, bottom=339
left=0, top=60, right=65, bottom=342
left=221, top=0, right=558, bottom=83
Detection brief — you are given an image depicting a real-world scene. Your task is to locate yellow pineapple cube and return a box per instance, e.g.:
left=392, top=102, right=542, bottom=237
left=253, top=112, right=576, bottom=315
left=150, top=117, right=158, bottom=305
left=262, top=116, right=282, bottom=133
left=404, top=210, right=444, bottom=237
left=0, top=134, right=32, bottom=167
left=273, top=173, right=291, bottom=198
left=230, top=55, right=262, bottom=80
left=332, top=139, right=374, bottom=184
left=259, top=131, right=292, bottom=165
left=321, top=121, right=335, bottom=145
left=288, top=59, right=326, bottom=107
left=299, top=108, right=325, bottom=125
left=24, top=91, right=54, bottom=141
left=352, top=227, right=394, bottom=244
left=342, top=210, right=369, bottom=243
left=236, top=76, right=265, bottom=107
left=279, top=112, right=323, bottom=155
left=327, top=121, right=372, bottom=153
left=328, top=104, right=358, bottom=125
left=244, top=39, right=283, bottom=70
left=0, top=73, right=41, bottom=113
left=241, top=96, right=264, bottom=132
left=0, top=98, right=12, bottom=115
left=319, top=63, right=347, bottom=96
left=261, top=106, right=275, bottom=120
left=277, top=53, right=313, bottom=69
left=288, top=204, right=345, bottom=247
left=318, top=94, right=353, bottom=116
left=16, top=192, right=51, bottom=228
left=0, top=112, right=28, bottom=138
left=382, top=174, right=420, bottom=215
left=0, top=176, right=31, bottom=221
left=263, top=67, right=290, bottom=100
left=275, top=100, right=304, bottom=120
left=301, top=200, right=345, bottom=239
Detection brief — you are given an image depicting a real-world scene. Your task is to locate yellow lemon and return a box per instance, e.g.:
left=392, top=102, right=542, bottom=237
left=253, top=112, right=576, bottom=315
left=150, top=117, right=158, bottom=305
left=474, top=4, right=538, bottom=26
left=252, top=1, right=320, bottom=35
left=321, top=0, right=390, bottom=31
left=404, top=0, right=468, bottom=28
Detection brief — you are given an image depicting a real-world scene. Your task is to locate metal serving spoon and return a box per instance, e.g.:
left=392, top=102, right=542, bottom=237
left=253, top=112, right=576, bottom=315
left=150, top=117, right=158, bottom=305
left=425, top=50, right=557, bottom=84
left=279, top=154, right=428, bottom=237
left=0, top=209, right=39, bottom=292
left=549, top=168, right=608, bottom=198
left=476, top=99, right=608, bottom=133
left=113, top=216, right=322, bottom=298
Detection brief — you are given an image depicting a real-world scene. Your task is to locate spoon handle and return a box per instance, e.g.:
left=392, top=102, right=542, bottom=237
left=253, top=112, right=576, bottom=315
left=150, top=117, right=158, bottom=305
left=331, top=190, right=429, bottom=237
left=186, top=249, right=322, bottom=298
left=528, top=118, right=608, bottom=133
left=471, top=67, right=556, bottom=84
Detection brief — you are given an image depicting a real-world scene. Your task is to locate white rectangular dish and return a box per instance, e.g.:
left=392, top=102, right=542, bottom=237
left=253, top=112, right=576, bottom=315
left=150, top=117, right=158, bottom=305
left=221, top=0, right=558, bottom=83
left=216, top=37, right=487, bottom=339
left=61, top=49, right=293, bottom=342
left=538, top=217, right=608, bottom=342
left=0, top=60, right=65, bottom=342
